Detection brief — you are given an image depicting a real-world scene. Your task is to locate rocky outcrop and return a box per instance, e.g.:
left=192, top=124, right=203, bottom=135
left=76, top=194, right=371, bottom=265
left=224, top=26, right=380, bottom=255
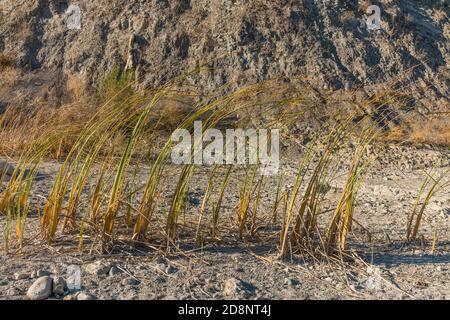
left=0, top=0, right=448, bottom=110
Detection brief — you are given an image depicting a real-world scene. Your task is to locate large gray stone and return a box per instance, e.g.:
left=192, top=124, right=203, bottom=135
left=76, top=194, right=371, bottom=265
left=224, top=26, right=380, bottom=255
left=27, top=276, right=53, bottom=300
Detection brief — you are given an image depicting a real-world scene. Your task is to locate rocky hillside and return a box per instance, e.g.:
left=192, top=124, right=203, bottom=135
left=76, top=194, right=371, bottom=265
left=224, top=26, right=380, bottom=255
left=0, top=0, right=449, bottom=110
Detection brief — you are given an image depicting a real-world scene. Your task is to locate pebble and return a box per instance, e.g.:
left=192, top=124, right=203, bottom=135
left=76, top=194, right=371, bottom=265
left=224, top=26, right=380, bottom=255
left=223, top=278, right=255, bottom=298
left=109, top=265, right=121, bottom=276
left=14, top=272, right=30, bottom=280
left=0, top=278, right=10, bottom=286
left=85, top=261, right=111, bottom=276
left=121, top=277, right=140, bottom=286
left=63, top=294, right=77, bottom=300
left=165, top=265, right=178, bottom=274
left=52, top=276, right=66, bottom=295
left=284, top=278, right=300, bottom=287
left=350, top=284, right=363, bottom=291
left=27, top=276, right=53, bottom=300
left=76, top=292, right=96, bottom=300
left=7, top=288, right=19, bottom=296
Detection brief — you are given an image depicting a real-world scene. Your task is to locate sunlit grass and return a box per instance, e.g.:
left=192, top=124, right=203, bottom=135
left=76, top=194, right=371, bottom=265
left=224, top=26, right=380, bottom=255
left=0, top=66, right=448, bottom=259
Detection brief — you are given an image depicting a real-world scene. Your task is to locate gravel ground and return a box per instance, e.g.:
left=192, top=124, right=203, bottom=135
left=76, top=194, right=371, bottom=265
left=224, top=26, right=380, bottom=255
left=0, top=144, right=449, bottom=300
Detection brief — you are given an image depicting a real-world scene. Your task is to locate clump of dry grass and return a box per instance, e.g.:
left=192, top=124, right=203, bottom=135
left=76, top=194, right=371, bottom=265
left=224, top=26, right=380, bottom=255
left=0, top=64, right=447, bottom=259
left=358, top=0, right=373, bottom=13
left=385, top=116, right=450, bottom=147
left=0, top=67, right=20, bottom=90
left=0, top=102, right=96, bottom=158
left=0, top=54, right=20, bottom=95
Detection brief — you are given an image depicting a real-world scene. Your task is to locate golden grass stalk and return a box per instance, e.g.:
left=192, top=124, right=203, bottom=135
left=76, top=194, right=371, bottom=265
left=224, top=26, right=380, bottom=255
left=237, top=166, right=258, bottom=238
left=407, top=168, right=449, bottom=242
left=195, top=168, right=216, bottom=239
left=103, top=90, right=165, bottom=244
left=211, top=166, right=232, bottom=238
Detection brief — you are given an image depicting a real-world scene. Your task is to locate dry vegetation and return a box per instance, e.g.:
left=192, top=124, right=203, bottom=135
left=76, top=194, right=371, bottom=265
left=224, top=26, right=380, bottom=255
left=0, top=65, right=448, bottom=260
left=0, top=54, right=20, bottom=96
left=385, top=116, right=450, bottom=147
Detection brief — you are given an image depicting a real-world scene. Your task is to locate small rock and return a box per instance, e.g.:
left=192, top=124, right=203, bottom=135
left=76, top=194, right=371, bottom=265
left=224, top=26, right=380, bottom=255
left=27, top=276, right=53, bottom=300
left=63, top=294, right=77, bottom=300
left=284, top=278, right=300, bottom=287
left=109, top=265, right=121, bottom=276
left=121, top=277, right=140, bottom=286
left=85, top=261, right=110, bottom=276
left=223, top=278, right=255, bottom=298
left=156, top=276, right=166, bottom=284
left=7, top=288, right=19, bottom=297
left=350, top=284, right=363, bottom=291
left=165, top=265, right=177, bottom=274
left=0, top=278, right=10, bottom=286
left=35, top=270, right=51, bottom=278
left=14, top=272, right=29, bottom=280
left=76, top=292, right=96, bottom=300
left=52, top=276, right=66, bottom=295
left=156, top=263, right=166, bottom=272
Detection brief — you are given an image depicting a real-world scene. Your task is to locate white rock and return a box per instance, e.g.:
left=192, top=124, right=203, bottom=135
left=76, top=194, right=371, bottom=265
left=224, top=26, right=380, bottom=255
left=27, top=276, right=53, bottom=300
left=121, top=277, right=140, bottom=286
left=7, top=288, right=19, bottom=297
left=223, top=278, right=254, bottom=298
left=63, top=294, right=77, bottom=300
left=165, top=265, right=177, bottom=274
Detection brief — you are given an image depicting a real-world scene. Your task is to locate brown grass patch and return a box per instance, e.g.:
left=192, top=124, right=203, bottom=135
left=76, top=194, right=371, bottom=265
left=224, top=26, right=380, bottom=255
left=0, top=102, right=96, bottom=158
left=385, top=116, right=450, bottom=147
left=0, top=67, right=20, bottom=93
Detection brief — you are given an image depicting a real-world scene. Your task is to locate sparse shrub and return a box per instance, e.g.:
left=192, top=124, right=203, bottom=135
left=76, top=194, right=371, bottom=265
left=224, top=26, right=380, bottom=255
left=0, top=70, right=447, bottom=259
left=97, top=65, right=135, bottom=102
